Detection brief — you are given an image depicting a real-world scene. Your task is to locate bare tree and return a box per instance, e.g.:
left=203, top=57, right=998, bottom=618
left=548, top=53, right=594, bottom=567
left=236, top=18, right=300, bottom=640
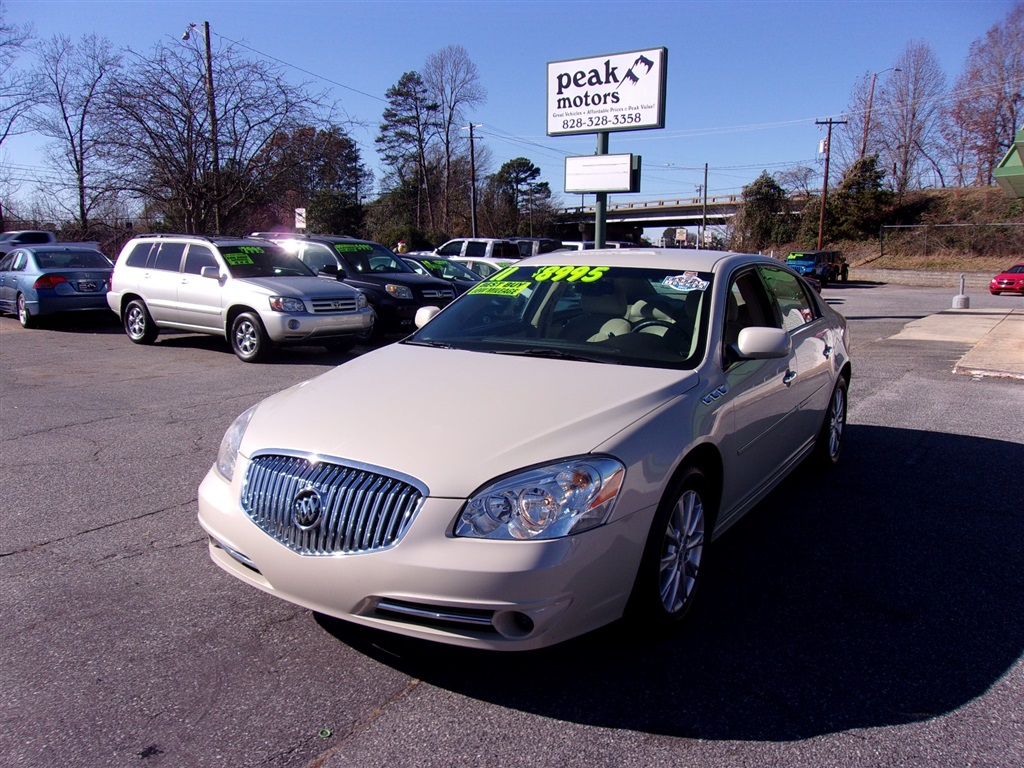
left=422, top=45, right=486, bottom=234
left=0, top=2, right=37, bottom=150
left=32, top=33, right=121, bottom=232
left=0, top=2, right=39, bottom=227
left=774, top=165, right=818, bottom=198
left=945, top=3, right=1024, bottom=186
left=872, top=41, right=947, bottom=195
left=99, top=38, right=325, bottom=233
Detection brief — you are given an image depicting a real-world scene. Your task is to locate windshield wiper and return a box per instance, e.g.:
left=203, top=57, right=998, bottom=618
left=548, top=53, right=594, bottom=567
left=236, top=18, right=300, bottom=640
left=492, top=347, right=610, bottom=363
left=403, top=339, right=455, bottom=349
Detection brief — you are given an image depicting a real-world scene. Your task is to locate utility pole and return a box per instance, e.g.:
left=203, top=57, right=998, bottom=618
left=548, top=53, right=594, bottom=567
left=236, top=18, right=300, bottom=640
left=466, top=123, right=479, bottom=237
left=816, top=118, right=846, bottom=250
left=859, top=67, right=900, bottom=159
left=701, top=162, right=708, bottom=248
left=184, top=21, right=220, bottom=234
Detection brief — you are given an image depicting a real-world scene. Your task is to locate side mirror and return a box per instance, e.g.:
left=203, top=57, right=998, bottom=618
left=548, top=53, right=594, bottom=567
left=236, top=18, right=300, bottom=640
left=734, top=326, right=791, bottom=359
left=415, top=306, right=441, bottom=328
left=318, top=264, right=339, bottom=277
left=200, top=266, right=221, bottom=280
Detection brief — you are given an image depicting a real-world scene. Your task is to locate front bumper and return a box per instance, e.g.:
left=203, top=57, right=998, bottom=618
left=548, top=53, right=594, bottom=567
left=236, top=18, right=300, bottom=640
left=990, top=279, right=1024, bottom=294
left=197, top=464, right=647, bottom=650
left=259, top=306, right=374, bottom=343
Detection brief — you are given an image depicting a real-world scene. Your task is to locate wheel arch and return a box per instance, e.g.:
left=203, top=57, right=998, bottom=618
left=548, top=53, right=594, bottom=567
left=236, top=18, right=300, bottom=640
left=225, top=304, right=260, bottom=340
left=665, top=441, right=723, bottom=532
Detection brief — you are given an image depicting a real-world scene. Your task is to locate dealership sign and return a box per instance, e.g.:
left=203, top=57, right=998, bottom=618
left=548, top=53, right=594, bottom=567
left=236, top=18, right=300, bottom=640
left=547, top=48, right=667, bottom=137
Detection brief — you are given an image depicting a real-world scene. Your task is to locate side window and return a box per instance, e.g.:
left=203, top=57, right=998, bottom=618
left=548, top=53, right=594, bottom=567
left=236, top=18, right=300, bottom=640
left=493, top=242, right=520, bottom=258
left=10, top=252, right=27, bottom=271
left=761, top=267, right=816, bottom=332
left=183, top=244, right=219, bottom=275
left=465, top=241, right=486, bottom=257
left=124, top=242, right=154, bottom=267
left=0, top=253, right=14, bottom=271
left=724, top=269, right=777, bottom=346
left=153, top=242, right=186, bottom=272
left=436, top=241, right=463, bottom=257
left=300, top=243, right=337, bottom=273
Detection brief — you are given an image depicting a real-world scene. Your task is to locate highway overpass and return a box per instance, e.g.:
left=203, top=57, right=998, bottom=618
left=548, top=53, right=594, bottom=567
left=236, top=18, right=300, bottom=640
left=560, top=195, right=741, bottom=227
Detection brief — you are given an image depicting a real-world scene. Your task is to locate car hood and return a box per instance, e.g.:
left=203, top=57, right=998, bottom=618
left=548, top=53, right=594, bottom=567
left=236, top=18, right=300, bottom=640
left=233, top=276, right=359, bottom=298
left=240, top=343, right=701, bottom=498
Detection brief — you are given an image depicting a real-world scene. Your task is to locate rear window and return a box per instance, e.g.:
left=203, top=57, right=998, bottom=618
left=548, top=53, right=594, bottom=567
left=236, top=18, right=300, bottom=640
left=15, top=232, right=54, bottom=245
left=34, top=250, right=112, bottom=269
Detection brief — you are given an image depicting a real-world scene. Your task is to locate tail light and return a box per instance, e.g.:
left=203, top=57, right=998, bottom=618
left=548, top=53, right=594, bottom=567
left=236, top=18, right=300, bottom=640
left=33, top=275, right=68, bottom=289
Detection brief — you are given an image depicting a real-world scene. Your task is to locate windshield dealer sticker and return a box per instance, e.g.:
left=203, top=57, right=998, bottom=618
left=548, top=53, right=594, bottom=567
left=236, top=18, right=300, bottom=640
left=663, top=272, right=709, bottom=292
left=468, top=281, right=532, bottom=297
left=223, top=252, right=255, bottom=265
left=532, top=265, right=609, bottom=283
left=334, top=244, right=374, bottom=253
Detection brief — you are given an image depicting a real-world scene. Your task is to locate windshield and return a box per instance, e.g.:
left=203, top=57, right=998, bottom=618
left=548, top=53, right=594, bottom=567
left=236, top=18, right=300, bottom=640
left=220, top=244, right=314, bottom=278
left=408, top=264, right=713, bottom=369
left=332, top=242, right=412, bottom=274
left=410, top=257, right=482, bottom=282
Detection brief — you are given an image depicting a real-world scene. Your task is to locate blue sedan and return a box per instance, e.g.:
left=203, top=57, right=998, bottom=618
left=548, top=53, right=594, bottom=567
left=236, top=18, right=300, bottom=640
left=0, top=244, right=114, bottom=328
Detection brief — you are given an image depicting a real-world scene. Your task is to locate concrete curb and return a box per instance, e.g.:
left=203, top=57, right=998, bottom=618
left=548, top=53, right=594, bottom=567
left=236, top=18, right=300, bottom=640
left=849, top=268, right=992, bottom=290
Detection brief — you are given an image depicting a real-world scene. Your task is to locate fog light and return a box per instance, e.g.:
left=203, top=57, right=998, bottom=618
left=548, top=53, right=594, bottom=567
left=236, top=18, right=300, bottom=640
left=287, top=319, right=301, bottom=330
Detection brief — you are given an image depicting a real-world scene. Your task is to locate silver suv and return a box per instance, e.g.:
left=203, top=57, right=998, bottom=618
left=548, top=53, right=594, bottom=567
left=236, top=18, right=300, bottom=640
left=107, top=234, right=374, bottom=362
left=434, top=238, right=521, bottom=260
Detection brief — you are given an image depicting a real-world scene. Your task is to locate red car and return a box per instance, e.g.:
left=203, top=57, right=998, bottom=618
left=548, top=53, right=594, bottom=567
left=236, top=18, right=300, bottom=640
left=990, top=263, right=1024, bottom=295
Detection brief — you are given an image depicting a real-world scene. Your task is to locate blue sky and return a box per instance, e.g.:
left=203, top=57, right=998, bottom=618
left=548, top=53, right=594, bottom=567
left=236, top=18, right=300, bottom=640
left=3, top=0, right=1018, bottom=220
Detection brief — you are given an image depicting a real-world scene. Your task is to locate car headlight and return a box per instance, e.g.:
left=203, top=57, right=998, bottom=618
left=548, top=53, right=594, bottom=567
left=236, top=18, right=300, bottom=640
left=456, top=457, right=624, bottom=540
left=385, top=284, right=413, bottom=300
left=216, top=405, right=257, bottom=481
left=269, top=296, right=306, bottom=312
left=356, top=292, right=369, bottom=310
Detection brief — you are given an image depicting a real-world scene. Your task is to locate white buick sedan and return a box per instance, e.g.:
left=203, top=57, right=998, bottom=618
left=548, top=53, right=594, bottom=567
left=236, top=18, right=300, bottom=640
left=198, top=249, right=850, bottom=650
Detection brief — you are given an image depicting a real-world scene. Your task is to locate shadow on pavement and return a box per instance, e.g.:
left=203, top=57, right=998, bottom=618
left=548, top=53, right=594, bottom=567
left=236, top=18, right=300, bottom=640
left=317, top=424, right=1024, bottom=741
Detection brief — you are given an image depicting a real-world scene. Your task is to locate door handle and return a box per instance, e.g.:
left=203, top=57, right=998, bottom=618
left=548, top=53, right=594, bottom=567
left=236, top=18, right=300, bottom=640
left=783, top=369, right=797, bottom=386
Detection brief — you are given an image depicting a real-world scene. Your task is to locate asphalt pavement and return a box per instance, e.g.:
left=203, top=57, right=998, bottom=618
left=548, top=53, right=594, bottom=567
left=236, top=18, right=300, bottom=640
left=853, top=268, right=1024, bottom=380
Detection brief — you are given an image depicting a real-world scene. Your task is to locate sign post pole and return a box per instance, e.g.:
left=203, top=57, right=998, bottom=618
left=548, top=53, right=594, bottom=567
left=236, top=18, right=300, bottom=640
left=595, top=132, right=609, bottom=248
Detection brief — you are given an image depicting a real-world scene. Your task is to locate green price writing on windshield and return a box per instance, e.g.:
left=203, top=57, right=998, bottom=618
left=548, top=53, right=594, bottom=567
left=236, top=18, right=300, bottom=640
left=334, top=244, right=374, bottom=253
left=223, top=253, right=255, bottom=265
left=532, top=265, right=609, bottom=283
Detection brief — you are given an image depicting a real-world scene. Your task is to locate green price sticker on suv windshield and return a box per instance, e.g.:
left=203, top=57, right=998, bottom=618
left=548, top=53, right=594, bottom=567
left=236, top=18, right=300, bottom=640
left=223, top=253, right=255, bottom=265
left=334, top=244, right=374, bottom=253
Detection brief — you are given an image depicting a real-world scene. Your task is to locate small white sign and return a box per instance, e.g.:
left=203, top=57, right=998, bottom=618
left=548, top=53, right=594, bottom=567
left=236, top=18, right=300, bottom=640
left=547, top=48, right=667, bottom=136
left=565, top=154, right=635, bottom=193
left=295, top=207, right=307, bottom=229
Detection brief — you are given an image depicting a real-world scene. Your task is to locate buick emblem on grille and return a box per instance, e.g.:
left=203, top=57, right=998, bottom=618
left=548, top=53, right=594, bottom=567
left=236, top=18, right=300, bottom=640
left=292, top=488, right=323, bottom=530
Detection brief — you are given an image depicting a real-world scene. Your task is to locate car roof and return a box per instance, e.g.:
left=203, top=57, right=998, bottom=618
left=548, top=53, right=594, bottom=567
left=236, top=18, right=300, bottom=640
left=520, top=247, right=771, bottom=273
left=252, top=232, right=384, bottom=247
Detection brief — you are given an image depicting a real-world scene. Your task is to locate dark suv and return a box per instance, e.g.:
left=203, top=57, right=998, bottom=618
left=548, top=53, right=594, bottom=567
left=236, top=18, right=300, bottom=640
left=255, top=234, right=456, bottom=334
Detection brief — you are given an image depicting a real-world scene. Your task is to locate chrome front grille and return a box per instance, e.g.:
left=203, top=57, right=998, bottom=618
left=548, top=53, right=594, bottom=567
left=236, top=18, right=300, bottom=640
left=309, top=296, right=360, bottom=313
left=241, top=453, right=424, bottom=555
left=422, top=288, right=455, bottom=301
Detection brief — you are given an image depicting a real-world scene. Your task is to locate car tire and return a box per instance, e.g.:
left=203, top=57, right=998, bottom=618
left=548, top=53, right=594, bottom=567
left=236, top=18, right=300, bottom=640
left=628, top=466, right=712, bottom=629
left=231, top=312, right=271, bottom=363
left=124, top=299, right=158, bottom=344
left=812, top=376, right=847, bottom=469
left=16, top=293, right=34, bottom=328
